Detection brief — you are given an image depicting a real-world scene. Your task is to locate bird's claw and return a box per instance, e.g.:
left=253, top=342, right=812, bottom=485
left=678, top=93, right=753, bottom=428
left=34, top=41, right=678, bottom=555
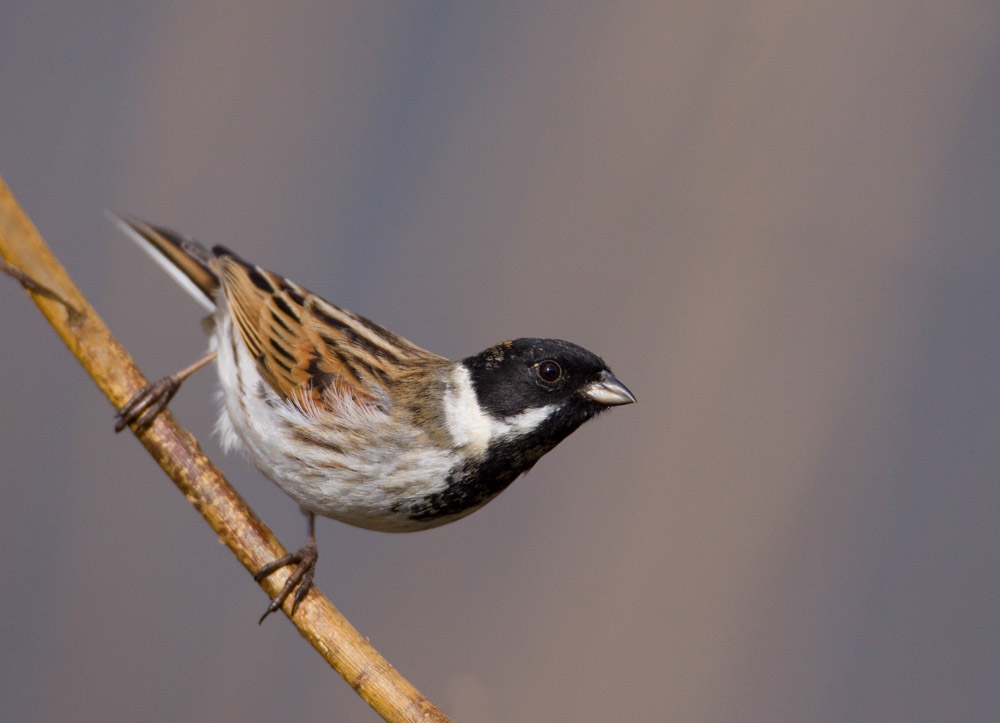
left=114, top=376, right=182, bottom=432
left=254, top=541, right=319, bottom=624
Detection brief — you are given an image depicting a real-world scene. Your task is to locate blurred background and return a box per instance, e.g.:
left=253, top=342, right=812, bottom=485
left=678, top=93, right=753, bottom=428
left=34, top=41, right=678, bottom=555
left=2, top=3, right=999, bottom=721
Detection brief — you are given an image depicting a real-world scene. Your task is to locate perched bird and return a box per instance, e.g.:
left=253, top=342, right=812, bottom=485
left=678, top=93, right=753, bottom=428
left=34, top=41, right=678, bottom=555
left=114, top=218, right=635, bottom=621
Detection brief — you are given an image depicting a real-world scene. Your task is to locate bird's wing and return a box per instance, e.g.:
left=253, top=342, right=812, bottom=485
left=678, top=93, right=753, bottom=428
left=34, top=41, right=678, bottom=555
left=214, top=247, right=447, bottom=412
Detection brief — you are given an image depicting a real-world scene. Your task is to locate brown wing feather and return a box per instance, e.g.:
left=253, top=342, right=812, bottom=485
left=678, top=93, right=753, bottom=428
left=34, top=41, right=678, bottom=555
left=216, top=251, right=446, bottom=412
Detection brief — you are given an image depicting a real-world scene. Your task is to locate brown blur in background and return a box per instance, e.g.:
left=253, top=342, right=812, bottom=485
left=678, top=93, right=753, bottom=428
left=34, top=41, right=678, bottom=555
left=2, top=3, right=999, bottom=722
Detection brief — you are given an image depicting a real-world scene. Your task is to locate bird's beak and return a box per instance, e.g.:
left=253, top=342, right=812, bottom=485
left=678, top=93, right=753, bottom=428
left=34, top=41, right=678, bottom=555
left=583, top=371, right=636, bottom=406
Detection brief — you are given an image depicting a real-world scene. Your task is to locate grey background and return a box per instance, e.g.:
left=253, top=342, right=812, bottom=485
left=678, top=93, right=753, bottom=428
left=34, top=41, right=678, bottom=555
left=2, top=3, right=999, bottom=721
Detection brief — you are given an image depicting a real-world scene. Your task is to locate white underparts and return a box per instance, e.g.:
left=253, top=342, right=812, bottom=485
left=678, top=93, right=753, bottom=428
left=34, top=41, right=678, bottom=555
left=211, top=311, right=462, bottom=531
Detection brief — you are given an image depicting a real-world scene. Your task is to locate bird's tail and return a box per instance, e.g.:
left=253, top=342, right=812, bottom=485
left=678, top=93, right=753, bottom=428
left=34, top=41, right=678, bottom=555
left=111, top=215, right=219, bottom=311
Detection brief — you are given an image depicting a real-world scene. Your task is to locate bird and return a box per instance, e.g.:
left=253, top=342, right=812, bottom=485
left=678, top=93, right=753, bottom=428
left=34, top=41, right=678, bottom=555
left=113, top=218, right=635, bottom=621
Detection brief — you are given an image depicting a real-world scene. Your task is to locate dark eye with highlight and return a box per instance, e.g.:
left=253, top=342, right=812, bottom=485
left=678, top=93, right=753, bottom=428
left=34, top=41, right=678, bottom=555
left=537, top=360, right=562, bottom=383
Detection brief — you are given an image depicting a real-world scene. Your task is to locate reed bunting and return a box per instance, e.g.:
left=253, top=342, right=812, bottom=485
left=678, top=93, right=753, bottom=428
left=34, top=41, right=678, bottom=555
left=114, top=218, right=635, bottom=621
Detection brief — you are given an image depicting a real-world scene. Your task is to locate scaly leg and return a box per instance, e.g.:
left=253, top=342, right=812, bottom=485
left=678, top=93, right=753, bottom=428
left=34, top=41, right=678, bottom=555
left=254, top=511, right=318, bottom=623
left=114, top=351, right=217, bottom=431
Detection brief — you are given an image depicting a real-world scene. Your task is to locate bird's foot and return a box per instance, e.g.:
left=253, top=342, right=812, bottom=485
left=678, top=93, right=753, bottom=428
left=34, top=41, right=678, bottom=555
left=114, top=352, right=216, bottom=432
left=253, top=538, right=319, bottom=624
left=115, top=375, right=183, bottom=432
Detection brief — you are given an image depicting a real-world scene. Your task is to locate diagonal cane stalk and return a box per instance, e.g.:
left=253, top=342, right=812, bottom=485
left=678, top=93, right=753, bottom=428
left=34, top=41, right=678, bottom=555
left=0, top=173, right=452, bottom=723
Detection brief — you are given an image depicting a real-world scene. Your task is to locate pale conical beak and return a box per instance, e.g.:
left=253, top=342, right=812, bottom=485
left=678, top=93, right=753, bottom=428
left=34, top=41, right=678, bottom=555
left=583, top=370, right=636, bottom=406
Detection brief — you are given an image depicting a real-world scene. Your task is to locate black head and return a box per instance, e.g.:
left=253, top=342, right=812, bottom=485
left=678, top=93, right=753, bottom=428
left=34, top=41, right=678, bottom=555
left=403, top=339, right=634, bottom=525
left=463, top=338, right=635, bottom=426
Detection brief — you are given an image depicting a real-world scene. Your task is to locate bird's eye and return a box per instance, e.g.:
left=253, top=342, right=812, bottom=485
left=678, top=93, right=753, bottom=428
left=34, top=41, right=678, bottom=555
left=537, top=360, right=562, bottom=383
